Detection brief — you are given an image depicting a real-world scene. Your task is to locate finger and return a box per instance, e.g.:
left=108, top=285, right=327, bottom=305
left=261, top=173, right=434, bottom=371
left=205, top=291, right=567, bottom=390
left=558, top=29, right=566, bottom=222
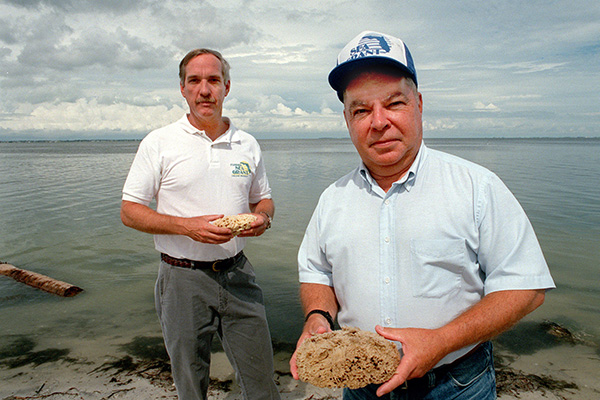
left=376, top=373, right=407, bottom=396
left=376, top=351, right=415, bottom=396
left=210, top=225, right=234, bottom=235
left=205, top=214, right=225, bottom=222
left=204, top=222, right=236, bottom=239
left=206, top=228, right=234, bottom=239
left=200, top=231, right=234, bottom=244
left=237, top=228, right=259, bottom=238
left=314, top=325, right=329, bottom=335
left=290, top=330, right=314, bottom=380
left=249, top=217, right=264, bottom=229
left=375, top=325, right=401, bottom=341
left=304, top=320, right=331, bottom=336
left=290, top=351, right=299, bottom=379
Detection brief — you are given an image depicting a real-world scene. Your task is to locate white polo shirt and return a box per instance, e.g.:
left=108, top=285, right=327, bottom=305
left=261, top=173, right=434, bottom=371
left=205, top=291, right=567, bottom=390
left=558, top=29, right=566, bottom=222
left=123, top=115, right=272, bottom=261
left=298, top=143, right=555, bottom=367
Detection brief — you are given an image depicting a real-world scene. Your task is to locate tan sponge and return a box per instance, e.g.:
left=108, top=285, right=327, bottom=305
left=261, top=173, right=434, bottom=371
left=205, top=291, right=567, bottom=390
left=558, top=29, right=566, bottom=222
left=212, top=214, right=257, bottom=236
left=296, top=326, right=401, bottom=389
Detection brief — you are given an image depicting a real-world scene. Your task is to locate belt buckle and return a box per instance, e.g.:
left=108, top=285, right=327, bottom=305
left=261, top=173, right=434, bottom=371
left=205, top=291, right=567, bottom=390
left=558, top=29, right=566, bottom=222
left=400, top=380, right=408, bottom=390
left=211, top=260, right=223, bottom=272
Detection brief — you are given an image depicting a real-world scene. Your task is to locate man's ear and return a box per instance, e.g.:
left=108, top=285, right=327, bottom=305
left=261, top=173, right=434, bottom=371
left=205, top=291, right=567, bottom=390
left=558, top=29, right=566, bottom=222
left=342, top=107, right=351, bottom=130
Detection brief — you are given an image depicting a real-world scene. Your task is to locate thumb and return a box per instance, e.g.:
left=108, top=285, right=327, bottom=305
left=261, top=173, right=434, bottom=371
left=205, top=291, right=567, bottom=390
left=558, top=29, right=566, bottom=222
left=312, top=325, right=330, bottom=335
left=375, top=325, right=403, bottom=342
left=205, top=214, right=225, bottom=222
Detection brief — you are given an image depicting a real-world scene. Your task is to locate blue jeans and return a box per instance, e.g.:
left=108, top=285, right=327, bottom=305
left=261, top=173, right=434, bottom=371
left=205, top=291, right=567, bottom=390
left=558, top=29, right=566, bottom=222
left=155, top=254, right=280, bottom=400
left=343, top=341, right=496, bottom=400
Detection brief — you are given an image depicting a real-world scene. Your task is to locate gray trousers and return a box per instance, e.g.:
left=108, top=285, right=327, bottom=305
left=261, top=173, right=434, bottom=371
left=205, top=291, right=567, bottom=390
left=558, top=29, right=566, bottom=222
left=155, top=254, right=280, bottom=400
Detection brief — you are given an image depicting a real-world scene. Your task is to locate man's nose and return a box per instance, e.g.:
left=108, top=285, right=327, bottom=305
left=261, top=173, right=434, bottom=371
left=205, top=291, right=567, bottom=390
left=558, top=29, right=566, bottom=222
left=371, top=106, right=390, bottom=131
left=199, top=80, right=211, bottom=96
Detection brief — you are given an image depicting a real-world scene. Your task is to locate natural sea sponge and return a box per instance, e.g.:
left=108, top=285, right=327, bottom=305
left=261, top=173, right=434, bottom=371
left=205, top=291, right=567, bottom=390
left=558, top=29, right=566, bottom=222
left=296, top=326, right=401, bottom=389
left=212, top=214, right=257, bottom=236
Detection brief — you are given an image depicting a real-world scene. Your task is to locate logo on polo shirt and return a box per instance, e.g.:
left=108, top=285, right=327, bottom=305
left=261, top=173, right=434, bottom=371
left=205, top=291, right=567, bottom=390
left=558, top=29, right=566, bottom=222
left=349, top=34, right=391, bottom=60
left=231, top=161, right=251, bottom=177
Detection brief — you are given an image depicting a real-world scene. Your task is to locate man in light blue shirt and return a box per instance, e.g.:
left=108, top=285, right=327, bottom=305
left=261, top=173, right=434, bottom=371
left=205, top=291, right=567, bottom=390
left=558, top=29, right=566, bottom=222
left=291, top=31, right=555, bottom=399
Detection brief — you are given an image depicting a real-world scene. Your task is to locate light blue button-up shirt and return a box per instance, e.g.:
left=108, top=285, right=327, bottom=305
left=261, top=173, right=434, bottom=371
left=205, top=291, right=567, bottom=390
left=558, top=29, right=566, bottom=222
left=298, top=143, right=555, bottom=366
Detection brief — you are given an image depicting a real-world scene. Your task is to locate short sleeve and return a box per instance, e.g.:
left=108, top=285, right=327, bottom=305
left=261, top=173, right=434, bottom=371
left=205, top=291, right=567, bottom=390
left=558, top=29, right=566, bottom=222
left=298, top=198, right=334, bottom=287
left=122, top=135, right=161, bottom=205
left=476, top=174, right=555, bottom=294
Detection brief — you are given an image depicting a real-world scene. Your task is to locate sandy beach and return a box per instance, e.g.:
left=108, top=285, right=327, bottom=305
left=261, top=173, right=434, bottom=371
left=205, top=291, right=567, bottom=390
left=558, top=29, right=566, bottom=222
left=1, top=332, right=598, bottom=400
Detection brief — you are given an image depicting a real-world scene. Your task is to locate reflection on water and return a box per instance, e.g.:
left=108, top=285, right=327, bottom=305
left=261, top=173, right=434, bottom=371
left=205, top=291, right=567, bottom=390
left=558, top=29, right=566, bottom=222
left=0, top=138, right=598, bottom=359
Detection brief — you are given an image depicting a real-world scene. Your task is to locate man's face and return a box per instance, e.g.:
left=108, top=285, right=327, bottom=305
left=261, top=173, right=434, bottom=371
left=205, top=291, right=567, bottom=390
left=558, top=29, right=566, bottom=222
left=343, top=71, right=423, bottom=180
left=180, top=54, right=230, bottom=126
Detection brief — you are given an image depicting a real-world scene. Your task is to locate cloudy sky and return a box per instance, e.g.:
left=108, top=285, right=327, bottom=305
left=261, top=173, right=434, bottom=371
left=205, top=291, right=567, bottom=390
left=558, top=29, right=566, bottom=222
left=0, top=0, right=598, bottom=140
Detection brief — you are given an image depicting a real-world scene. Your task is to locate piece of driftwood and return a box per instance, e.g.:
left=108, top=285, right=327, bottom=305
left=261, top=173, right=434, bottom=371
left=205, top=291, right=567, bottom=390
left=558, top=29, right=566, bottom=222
left=0, top=263, right=83, bottom=297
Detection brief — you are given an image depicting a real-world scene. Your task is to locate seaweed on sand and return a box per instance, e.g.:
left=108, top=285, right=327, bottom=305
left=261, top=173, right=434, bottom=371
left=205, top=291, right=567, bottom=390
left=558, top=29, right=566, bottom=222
left=0, top=336, right=74, bottom=368
left=496, top=367, right=578, bottom=398
left=94, top=335, right=233, bottom=393
left=493, top=321, right=582, bottom=399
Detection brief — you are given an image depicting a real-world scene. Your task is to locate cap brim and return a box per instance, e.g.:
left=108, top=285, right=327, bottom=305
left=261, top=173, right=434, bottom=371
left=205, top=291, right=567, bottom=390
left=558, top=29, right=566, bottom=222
left=328, top=57, right=417, bottom=99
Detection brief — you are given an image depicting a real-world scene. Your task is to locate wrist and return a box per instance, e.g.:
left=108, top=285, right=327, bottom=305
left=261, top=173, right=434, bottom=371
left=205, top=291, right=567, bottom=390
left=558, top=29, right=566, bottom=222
left=259, top=211, right=272, bottom=229
left=305, top=309, right=335, bottom=330
left=172, top=215, right=190, bottom=236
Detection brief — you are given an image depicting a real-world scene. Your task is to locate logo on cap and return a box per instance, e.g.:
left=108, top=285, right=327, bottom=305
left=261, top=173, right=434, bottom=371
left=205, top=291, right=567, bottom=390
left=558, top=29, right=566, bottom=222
left=349, top=34, right=391, bottom=60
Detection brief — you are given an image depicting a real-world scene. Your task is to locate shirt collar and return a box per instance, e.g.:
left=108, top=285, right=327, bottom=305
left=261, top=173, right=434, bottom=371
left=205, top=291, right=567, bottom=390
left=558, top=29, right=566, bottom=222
left=177, top=114, right=241, bottom=145
left=359, top=141, right=427, bottom=192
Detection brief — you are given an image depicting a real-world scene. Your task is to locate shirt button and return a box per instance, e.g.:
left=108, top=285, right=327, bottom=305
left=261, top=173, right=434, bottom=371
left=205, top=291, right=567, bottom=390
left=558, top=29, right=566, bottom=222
left=384, top=277, right=391, bottom=284
left=384, top=199, right=390, bottom=205
left=385, top=318, right=392, bottom=325
left=384, top=237, right=390, bottom=243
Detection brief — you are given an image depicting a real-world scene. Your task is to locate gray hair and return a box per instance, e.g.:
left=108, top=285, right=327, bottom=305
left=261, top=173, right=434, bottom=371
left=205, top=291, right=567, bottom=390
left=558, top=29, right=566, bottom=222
left=179, top=48, right=231, bottom=85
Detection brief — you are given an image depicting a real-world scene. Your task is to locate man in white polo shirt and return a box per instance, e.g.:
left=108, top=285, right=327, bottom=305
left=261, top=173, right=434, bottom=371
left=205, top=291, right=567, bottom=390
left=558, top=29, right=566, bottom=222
left=290, top=31, right=555, bottom=399
left=121, top=49, right=280, bottom=400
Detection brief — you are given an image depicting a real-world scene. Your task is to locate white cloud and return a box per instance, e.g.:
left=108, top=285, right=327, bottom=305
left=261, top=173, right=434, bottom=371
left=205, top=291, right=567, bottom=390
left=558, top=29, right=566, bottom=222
left=270, top=103, right=293, bottom=116
left=423, top=119, right=459, bottom=132
left=0, top=99, right=186, bottom=133
left=474, top=102, right=500, bottom=112
left=224, top=100, right=345, bottom=137
left=0, top=0, right=598, bottom=139
left=250, top=49, right=310, bottom=65
left=497, top=61, right=568, bottom=74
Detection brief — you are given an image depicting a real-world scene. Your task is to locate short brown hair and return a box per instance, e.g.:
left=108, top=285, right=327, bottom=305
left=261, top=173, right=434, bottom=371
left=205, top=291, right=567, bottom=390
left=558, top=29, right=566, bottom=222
left=179, top=48, right=231, bottom=85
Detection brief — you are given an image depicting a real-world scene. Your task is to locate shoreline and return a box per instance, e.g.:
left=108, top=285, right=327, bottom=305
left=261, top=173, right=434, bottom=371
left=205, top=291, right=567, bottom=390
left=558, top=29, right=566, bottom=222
left=0, top=347, right=595, bottom=400
left=1, top=322, right=599, bottom=400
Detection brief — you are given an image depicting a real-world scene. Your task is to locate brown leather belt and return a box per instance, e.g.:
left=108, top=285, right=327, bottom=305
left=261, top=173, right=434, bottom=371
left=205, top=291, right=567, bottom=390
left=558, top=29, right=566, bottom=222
left=160, top=252, right=244, bottom=272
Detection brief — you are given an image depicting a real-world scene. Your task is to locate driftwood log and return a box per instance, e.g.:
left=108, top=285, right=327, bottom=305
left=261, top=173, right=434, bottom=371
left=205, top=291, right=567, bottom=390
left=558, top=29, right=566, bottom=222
left=0, top=262, right=83, bottom=297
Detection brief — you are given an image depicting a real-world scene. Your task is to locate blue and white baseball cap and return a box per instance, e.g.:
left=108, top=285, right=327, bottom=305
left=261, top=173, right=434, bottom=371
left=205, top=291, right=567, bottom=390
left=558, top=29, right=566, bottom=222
left=328, top=31, right=417, bottom=100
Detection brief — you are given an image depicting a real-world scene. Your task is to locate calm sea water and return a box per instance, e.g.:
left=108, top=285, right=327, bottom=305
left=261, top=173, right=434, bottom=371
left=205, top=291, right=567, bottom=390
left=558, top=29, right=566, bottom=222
left=0, top=138, right=598, bottom=361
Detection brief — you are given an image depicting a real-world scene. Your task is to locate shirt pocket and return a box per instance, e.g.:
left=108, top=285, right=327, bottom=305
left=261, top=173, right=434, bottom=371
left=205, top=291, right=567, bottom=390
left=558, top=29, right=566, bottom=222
left=410, top=239, right=466, bottom=298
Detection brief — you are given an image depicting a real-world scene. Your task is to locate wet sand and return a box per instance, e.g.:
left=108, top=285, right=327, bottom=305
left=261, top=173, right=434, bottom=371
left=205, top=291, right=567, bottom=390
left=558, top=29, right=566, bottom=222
left=1, top=322, right=599, bottom=400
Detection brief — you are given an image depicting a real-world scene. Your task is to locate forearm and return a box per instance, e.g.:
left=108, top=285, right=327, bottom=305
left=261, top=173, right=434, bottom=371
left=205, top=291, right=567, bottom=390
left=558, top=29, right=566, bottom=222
left=250, top=198, right=274, bottom=218
left=120, top=200, right=186, bottom=235
left=375, top=289, right=546, bottom=395
left=435, top=289, right=546, bottom=354
left=300, top=282, right=338, bottom=319
left=121, top=200, right=235, bottom=244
